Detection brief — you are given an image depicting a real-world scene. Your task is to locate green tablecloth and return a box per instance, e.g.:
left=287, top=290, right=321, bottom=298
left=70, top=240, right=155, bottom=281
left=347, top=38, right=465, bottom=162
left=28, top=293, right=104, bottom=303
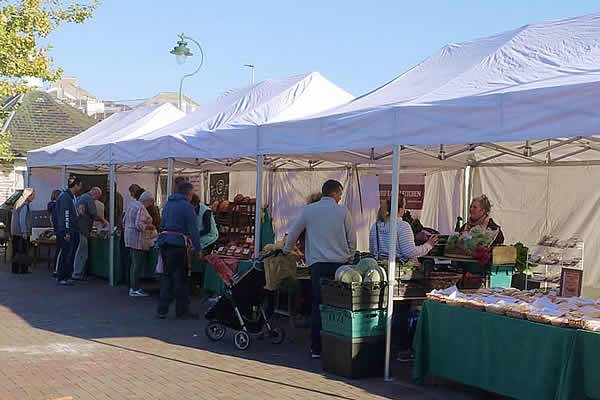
left=88, top=208, right=274, bottom=288
left=88, top=234, right=124, bottom=283
left=413, top=300, right=600, bottom=400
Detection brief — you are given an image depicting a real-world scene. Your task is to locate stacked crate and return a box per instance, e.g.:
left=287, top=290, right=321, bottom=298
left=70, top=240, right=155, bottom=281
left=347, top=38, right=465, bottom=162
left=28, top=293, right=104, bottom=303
left=319, top=279, right=388, bottom=379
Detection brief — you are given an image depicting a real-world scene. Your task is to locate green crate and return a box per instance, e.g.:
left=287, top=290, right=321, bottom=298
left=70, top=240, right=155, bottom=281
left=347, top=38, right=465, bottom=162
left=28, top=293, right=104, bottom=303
left=320, top=304, right=387, bottom=338
left=490, top=264, right=515, bottom=288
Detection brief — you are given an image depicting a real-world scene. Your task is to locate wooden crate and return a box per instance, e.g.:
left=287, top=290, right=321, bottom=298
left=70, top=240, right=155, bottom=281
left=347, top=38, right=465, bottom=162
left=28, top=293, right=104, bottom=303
left=492, top=246, right=517, bottom=265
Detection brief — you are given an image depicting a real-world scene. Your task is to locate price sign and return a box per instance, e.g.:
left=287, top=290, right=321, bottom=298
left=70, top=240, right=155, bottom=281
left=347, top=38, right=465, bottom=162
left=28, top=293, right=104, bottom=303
left=560, top=268, right=583, bottom=297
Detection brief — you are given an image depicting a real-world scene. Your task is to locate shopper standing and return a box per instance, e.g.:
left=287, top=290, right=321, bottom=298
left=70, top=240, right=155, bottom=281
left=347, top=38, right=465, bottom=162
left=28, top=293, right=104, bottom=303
left=48, top=189, right=62, bottom=276
left=73, top=187, right=107, bottom=280
left=283, top=180, right=356, bottom=358
left=10, top=188, right=35, bottom=274
left=56, top=177, right=83, bottom=286
left=124, top=191, right=157, bottom=297
left=156, top=182, right=202, bottom=319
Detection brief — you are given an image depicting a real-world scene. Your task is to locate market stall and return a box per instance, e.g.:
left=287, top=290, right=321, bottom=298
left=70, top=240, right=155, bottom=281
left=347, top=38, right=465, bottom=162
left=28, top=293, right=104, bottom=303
left=25, top=12, right=600, bottom=387
left=415, top=288, right=600, bottom=399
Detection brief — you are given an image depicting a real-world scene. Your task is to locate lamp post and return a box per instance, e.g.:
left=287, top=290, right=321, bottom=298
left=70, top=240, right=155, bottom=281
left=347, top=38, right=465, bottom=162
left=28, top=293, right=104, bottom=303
left=170, top=33, right=204, bottom=111
left=244, top=64, right=255, bottom=85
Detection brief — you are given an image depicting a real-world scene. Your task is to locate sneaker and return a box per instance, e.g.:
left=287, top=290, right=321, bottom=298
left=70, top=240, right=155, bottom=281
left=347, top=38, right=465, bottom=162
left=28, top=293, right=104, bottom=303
left=396, top=351, right=415, bottom=362
left=58, top=280, right=75, bottom=286
left=156, top=313, right=167, bottom=319
left=134, top=289, right=150, bottom=297
left=311, top=351, right=321, bottom=359
left=129, top=288, right=144, bottom=297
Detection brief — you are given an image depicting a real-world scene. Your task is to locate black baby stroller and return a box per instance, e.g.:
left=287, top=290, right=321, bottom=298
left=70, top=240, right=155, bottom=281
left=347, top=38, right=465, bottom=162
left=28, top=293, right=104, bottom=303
left=204, top=251, right=285, bottom=350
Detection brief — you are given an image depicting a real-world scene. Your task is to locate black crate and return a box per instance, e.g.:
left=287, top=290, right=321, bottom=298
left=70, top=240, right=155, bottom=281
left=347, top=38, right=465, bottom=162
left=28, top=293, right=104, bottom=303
left=320, top=331, right=385, bottom=379
left=394, top=281, right=426, bottom=297
left=321, top=279, right=388, bottom=311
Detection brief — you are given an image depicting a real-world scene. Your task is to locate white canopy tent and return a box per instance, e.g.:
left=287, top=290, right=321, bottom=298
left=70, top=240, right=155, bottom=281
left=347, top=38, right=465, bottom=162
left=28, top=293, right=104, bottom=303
left=26, top=13, right=600, bottom=379
left=111, top=13, right=599, bottom=379
left=27, top=103, right=186, bottom=168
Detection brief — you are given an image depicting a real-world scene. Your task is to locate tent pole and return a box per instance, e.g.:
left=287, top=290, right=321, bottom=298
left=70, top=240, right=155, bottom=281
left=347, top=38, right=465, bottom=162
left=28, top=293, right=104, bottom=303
left=167, top=158, right=174, bottom=196
left=253, top=155, right=264, bottom=258
left=109, top=163, right=116, bottom=287
left=25, top=167, right=30, bottom=188
left=384, top=145, right=400, bottom=381
left=464, top=165, right=472, bottom=220
left=61, top=166, right=67, bottom=189
left=204, top=171, right=210, bottom=204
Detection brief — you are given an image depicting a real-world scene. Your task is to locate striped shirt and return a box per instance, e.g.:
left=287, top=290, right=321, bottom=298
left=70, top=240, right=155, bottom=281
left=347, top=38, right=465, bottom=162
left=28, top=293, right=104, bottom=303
left=123, top=201, right=152, bottom=250
left=368, top=220, right=432, bottom=261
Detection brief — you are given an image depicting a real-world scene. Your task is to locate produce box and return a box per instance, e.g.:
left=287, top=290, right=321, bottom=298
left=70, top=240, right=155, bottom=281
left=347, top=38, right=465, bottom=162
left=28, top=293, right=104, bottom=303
left=321, top=331, right=385, bottom=379
left=394, top=281, right=426, bottom=297
left=320, top=304, right=387, bottom=338
left=489, top=264, right=515, bottom=288
left=492, top=246, right=517, bottom=265
left=321, top=279, right=388, bottom=311
left=396, top=267, right=425, bottom=281
left=444, top=226, right=499, bottom=258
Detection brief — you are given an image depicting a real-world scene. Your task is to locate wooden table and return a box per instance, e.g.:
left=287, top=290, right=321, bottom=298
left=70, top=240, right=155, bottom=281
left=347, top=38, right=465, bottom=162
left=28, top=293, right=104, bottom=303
left=33, top=238, right=56, bottom=272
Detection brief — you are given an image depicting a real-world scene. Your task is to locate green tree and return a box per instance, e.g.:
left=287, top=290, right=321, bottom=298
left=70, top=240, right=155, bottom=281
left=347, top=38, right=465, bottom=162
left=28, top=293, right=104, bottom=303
left=0, top=0, right=98, bottom=159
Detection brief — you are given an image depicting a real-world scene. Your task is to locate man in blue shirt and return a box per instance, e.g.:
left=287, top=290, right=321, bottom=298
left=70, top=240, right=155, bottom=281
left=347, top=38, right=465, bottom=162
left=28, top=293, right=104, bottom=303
left=156, top=182, right=202, bottom=319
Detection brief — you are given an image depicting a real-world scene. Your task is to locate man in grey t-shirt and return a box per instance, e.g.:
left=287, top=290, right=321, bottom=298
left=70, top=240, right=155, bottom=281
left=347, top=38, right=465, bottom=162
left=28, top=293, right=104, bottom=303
left=73, top=187, right=107, bottom=280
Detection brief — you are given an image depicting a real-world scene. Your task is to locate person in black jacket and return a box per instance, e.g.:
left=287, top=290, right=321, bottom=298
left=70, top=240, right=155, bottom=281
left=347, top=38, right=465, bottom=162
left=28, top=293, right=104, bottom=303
left=55, top=177, right=83, bottom=286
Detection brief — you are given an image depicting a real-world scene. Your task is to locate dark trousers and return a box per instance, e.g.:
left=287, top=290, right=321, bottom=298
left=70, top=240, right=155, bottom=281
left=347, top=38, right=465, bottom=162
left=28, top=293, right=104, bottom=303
left=310, top=262, right=342, bottom=353
left=392, top=302, right=411, bottom=351
left=11, top=235, right=31, bottom=274
left=56, top=232, right=79, bottom=281
left=157, top=246, right=190, bottom=317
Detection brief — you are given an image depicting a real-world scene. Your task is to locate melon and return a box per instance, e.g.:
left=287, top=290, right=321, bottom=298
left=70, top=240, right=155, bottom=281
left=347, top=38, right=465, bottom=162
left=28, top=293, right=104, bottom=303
left=363, top=266, right=388, bottom=283
left=335, top=265, right=354, bottom=281
left=339, top=268, right=363, bottom=284
left=356, top=257, right=379, bottom=276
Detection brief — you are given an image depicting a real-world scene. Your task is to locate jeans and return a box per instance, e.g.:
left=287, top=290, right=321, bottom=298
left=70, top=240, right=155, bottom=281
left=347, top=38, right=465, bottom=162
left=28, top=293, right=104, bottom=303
left=56, top=232, right=79, bottom=281
left=157, top=246, right=190, bottom=317
left=73, top=234, right=89, bottom=277
left=310, top=262, right=342, bottom=353
left=129, top=248, right=146, bottom=290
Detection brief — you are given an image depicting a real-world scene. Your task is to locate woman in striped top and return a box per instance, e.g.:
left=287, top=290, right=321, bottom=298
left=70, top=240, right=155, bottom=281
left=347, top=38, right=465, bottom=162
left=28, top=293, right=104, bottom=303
left=369, top=195, right=438, bottom=261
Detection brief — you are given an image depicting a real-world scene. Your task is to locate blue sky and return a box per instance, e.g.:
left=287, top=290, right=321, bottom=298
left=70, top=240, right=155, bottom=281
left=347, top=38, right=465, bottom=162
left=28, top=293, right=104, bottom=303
left=47, top=1, right=599, bottom=104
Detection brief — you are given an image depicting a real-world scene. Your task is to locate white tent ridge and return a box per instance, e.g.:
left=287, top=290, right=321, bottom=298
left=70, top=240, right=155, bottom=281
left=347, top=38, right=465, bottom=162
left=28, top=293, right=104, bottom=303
left=27, top=103, right=185, bottom=168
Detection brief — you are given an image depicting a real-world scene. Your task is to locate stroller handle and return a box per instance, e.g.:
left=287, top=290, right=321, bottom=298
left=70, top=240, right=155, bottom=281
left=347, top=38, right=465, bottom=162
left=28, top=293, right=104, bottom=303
left=256, top=249, right=284, bottom=262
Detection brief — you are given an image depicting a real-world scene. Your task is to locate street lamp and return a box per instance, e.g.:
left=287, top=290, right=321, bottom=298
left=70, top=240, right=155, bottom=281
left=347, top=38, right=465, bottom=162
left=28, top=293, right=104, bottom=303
left=170, top=33, right=204, bottom=111
left=244, top=64, right=255, bottom=85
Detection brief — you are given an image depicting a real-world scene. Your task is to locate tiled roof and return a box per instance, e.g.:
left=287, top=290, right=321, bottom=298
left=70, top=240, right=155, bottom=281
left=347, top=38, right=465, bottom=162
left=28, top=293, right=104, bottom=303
left=1, top=91, right=97, bottom=156
left=139, top=92, right=199, bottom=107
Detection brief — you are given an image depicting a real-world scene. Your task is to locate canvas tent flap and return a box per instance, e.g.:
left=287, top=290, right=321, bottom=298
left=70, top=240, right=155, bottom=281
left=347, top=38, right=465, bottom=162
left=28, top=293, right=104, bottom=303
left=27, top=103, right=185, bottom=167
left=110, top=72, right=353, bottom=165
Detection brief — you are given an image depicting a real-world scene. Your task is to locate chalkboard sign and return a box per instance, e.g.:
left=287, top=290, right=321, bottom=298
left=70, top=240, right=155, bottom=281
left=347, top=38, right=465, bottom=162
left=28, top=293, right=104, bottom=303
left=210, top=173, right=229, bottom=204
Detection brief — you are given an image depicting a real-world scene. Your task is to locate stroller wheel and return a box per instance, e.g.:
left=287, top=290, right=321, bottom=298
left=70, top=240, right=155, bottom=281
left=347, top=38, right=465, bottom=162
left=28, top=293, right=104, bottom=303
left=234, top=331, right=250, bottom=350
left=269, top=327, right=286, bottom=344
left=205, top=322, right=226, bottom=341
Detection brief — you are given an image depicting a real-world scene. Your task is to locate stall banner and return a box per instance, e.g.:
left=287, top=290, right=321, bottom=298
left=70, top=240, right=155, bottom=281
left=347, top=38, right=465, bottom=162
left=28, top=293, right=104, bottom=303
left=379, top=184, right=425, bottom=210
left=210, top=173, right=229, bottom=203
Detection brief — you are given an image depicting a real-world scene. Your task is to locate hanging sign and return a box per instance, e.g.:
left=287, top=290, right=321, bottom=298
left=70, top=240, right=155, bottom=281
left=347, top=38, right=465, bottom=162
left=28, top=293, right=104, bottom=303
left=210, top=173, right=229, bottom=203
left=379, top=184, right=425, bottom=210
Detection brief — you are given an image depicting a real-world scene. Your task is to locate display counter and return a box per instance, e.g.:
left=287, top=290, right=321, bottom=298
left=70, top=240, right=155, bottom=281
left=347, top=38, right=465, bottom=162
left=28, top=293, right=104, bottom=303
left=413, top=300, right=600, bottom=400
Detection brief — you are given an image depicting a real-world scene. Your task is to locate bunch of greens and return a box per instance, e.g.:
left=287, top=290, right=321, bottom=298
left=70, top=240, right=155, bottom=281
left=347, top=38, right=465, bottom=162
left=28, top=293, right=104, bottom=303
left=514, top=242, right=532, bottom=276
left=445, top=226, right=499, bottom=255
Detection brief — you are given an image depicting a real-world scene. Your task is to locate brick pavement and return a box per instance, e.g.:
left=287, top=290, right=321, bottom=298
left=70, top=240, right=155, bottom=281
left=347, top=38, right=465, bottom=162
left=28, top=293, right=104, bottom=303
left=0, top=261, right=499, bottom=400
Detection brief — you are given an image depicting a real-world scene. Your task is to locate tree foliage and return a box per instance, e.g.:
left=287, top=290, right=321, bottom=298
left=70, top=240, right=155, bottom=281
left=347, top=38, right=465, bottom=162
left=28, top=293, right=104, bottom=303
left=0, top=0, right=98, bottom=158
